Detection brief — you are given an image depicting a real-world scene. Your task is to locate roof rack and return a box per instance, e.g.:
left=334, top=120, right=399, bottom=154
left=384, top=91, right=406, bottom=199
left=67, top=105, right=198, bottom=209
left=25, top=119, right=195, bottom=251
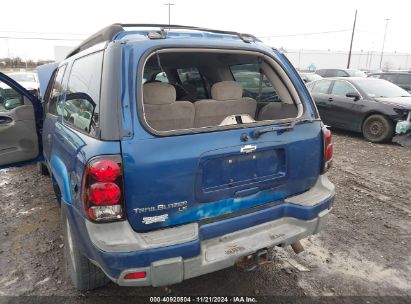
left=65, top=23, right=257, bottom=59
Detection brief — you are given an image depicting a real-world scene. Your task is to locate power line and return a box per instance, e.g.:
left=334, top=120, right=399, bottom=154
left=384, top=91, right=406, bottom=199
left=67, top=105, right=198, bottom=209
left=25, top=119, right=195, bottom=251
left=259, top=29, right=351, bottom=38
left=0, top=30, right=88, bottom=36
left=0, top=36, right=83, bottom=41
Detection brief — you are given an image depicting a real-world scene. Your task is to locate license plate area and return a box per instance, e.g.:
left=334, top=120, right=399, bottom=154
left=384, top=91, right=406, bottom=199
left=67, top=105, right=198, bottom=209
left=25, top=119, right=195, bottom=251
left=195, top=147, right=287, bottom=203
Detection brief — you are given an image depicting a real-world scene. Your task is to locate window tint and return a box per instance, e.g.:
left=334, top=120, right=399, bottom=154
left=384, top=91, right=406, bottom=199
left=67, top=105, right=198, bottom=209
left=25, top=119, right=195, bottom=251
left=64, top=51, right=103, bottom=135
left=331, top=81, right=356, bottom=97
left=311, top=80, right=332, bottom=94
left=231, top=64, right=279, bottom=102
left=48, top=65, right=67, bottom=115
left=177, top=68, right=207, bottom=99
left=0, top=81, right=24, bottom=112
left=397, top=74, right=411, bottom=84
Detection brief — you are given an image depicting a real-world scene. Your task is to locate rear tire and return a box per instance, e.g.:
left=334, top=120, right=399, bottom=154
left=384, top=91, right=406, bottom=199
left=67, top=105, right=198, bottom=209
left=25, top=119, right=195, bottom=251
left=61, top=205, right=110, bottom=291
left=362, top=114, right=394, bottom=143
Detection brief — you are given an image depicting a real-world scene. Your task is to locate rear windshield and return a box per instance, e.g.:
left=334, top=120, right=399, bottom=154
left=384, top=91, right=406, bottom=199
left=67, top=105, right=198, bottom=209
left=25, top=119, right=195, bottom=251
left=141, top=51, right=300, bottom=133
left=355, top=79, right=411, bottom=98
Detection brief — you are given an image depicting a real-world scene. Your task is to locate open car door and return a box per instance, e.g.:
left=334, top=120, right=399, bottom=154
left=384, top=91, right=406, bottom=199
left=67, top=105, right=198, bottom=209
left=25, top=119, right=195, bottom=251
left=0, top=72, right=43, bottom=168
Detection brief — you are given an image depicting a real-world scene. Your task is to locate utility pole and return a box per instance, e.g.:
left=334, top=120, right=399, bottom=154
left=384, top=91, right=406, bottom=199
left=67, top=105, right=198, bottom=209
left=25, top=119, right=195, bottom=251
left=347, top=10, right=357, bottom=69
left=164, top=1, right=175, bottom=26
left=379, top=18, right=390, bottom=70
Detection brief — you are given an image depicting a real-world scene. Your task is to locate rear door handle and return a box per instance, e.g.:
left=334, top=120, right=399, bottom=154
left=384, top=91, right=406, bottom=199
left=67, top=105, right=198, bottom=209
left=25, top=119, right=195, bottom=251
left=328, top=97, right=334, bottom=102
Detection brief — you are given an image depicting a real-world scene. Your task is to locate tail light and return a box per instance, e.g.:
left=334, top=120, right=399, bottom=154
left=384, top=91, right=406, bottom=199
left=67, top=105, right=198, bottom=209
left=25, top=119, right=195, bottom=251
left=82, top=156, right=125, bottom=222
left=322, top=127, right=333, bottom=173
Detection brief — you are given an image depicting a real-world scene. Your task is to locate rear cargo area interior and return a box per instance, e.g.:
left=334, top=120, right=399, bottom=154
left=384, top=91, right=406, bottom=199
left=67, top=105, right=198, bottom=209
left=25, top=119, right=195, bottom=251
left=142, top=51, right=300, bottom=132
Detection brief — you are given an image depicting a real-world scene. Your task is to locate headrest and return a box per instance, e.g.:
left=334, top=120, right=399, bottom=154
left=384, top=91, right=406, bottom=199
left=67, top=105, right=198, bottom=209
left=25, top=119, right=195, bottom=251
left=211, top=81, right=243, bottom=101
left=143, top=82, right=176, bottom=105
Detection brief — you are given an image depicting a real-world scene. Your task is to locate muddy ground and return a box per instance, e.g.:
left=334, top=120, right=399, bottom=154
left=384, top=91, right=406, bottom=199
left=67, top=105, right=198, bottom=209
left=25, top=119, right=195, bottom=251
left=0, top=130, right=410, bottom=299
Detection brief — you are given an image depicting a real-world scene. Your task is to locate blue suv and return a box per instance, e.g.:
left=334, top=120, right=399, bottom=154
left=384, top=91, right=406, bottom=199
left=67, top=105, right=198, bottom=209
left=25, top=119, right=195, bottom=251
left=0, top=24, right=335, bottom=290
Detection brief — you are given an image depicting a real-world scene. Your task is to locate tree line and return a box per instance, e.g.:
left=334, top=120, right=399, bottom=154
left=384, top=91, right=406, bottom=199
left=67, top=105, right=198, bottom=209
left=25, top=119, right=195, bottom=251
left=0, top=57, right=53, bottom=69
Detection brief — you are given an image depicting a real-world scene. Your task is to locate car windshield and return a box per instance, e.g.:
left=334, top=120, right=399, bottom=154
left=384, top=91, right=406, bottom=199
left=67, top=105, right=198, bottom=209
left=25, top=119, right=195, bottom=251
left=8, top=73, right=36, bottom=82
left=356, top=79, right=411, bottom=98
left=347, top=70, right=366, bottom=77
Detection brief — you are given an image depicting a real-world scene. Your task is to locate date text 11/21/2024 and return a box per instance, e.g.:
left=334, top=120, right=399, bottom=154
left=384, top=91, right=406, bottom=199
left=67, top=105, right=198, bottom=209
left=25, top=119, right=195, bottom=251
left=149, top=296, right=258, bottom=303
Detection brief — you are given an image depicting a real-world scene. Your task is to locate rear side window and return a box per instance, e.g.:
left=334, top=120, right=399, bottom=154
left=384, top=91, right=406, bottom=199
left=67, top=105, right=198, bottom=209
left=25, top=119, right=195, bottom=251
left=64, top=51, right=103, bottom=136
left=48, top=65, right=67, bottom=116
left=397, top=74, right=411, bottom=84
left=177, top=68, right=207, bottom=99
left=331, top=81, right=356, bottom=97
left=231, top=64, right=279, bottom=102
left=311, top=80, right=332, bottom=94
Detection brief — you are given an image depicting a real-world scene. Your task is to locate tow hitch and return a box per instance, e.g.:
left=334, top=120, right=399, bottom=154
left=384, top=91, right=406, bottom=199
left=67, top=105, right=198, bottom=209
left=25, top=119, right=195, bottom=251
left=235, top=248, right=273, bottom=272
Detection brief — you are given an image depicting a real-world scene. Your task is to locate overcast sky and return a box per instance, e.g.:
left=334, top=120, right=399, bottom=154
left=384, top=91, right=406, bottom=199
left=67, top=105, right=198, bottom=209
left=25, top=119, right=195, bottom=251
left=1, top=0, right=410, bottom=60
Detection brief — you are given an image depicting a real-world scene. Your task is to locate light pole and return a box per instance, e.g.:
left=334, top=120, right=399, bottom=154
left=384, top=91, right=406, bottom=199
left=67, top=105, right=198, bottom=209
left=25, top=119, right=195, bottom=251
left=347, top=10, right=357, bottom=69
left=379, top=18, right=390, bottom=70
left=164, top=1, right=175, bottom=26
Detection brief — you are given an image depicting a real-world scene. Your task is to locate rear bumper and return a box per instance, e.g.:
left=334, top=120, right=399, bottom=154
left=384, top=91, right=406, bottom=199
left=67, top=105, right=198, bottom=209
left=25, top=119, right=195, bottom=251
left=76, top=174, right=334, bottom=286
left=114, top=208, right=330, bottom=287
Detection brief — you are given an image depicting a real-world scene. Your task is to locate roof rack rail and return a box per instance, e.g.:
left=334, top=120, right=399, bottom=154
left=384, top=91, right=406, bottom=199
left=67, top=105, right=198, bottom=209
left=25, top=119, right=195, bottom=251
left=65, top=23, right=257, bottom=59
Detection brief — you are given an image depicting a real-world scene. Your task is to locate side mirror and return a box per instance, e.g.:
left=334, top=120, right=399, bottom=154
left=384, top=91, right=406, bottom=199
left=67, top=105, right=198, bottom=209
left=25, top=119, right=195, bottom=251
left=346, top=92, right=360, bottom=101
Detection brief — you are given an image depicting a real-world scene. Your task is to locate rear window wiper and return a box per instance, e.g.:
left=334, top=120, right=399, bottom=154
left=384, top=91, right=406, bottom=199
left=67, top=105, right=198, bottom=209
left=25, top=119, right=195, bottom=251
left=253, top=121, right=296, bottom=138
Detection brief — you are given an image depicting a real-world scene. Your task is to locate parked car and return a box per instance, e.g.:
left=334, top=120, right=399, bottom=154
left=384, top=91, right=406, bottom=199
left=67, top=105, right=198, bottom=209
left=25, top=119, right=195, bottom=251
left=6, top=71, right=40, bottom=97
left=315, top=69, right=367, bottom=78
left=299, top=72, right=322, bottom=83
left=0, top=24, right=335, bottom=291
left=368, top=72, right=411, bottom=93
left=307, top=77, right=411, bottom=142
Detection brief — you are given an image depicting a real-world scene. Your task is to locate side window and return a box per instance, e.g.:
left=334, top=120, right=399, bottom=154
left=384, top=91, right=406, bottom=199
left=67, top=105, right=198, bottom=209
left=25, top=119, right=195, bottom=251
left=48, top=65, right=67, bottom=116
left=311, top=80, right=332, bottom=94
left=381, top=74, right=396, bottom=83
left=177, top=67, right=207, bottom=99
left=230, top=64, right=279, bottom=102
left=64, top=51, right=103, bottom=136
left=335, top=70, right=348, bottom=77
left=331, top=81, right=356, bottom=97
left=0, top=81, right=24, bottom=112
left=323, top=70, right=335, bottom=77
left=397, top=74, right=411, bottom=84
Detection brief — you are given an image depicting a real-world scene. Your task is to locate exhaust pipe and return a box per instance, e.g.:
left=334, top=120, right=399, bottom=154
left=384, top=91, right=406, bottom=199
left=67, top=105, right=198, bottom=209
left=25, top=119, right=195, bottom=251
left=291, top=241, right=304, bottom=254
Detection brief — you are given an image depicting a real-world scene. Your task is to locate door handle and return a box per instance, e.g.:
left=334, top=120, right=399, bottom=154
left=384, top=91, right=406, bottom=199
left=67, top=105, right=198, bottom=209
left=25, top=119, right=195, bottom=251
left=328, top=97, right=333, bottom=102
left=0, top=116, right=13, bottom=125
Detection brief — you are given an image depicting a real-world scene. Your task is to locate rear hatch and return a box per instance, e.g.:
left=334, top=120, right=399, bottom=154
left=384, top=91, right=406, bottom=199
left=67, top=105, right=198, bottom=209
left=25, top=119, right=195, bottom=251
left=121, top=123, right=323, bottom=232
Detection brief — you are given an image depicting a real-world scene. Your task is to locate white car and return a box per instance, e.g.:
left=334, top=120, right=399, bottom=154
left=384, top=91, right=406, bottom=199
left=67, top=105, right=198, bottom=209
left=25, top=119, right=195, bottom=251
left=6, top=72, right=39, bottom=97
left=69, top=111, right=92, bottom=132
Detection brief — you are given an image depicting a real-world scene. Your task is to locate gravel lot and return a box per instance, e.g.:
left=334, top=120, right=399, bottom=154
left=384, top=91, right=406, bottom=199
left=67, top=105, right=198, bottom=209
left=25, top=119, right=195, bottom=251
left=0, top=130, right=410, bottom=299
